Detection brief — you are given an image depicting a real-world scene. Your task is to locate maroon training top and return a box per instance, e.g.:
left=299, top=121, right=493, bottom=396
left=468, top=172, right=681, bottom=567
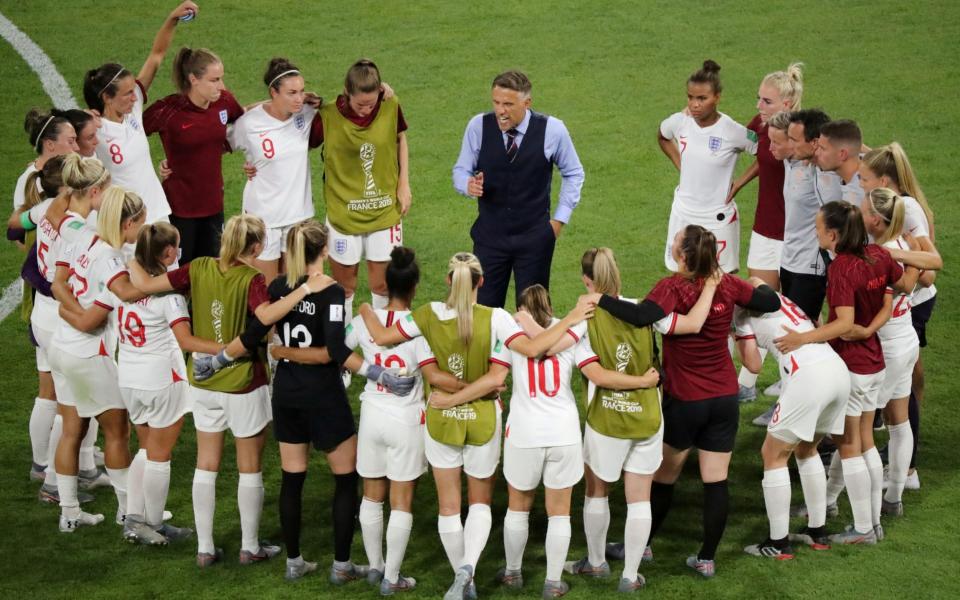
left=144, top=91, right=244, bottom=218
left=646, top=273, right=756, bottom=401
left=826, top=245, right=904, bottom=374
left=748, top=114, right=786, bottom=240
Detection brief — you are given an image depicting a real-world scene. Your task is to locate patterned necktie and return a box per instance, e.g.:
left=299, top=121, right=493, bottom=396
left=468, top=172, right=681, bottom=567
left=505, top=127, right=519, bottom=163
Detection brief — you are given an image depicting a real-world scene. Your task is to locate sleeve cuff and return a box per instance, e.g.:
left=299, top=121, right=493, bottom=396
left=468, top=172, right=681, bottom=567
left=577, top=356, right=600, bottom=369
left=504, top=331, right=527, bottom=348
left=489, top=357, right=510, bottom=368
left=93, top=300, right=114, bottom=311
left=396, top=319, right=413, bottom=340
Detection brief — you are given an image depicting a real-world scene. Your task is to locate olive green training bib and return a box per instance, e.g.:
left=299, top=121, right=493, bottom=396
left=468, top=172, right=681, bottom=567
left=187, top=258, right=260, bottom=392
left=411, top=303, right=497, bottom=447
left=585, top=307, right=662, bottom=440
left=320, top=96, right=402, bottom=235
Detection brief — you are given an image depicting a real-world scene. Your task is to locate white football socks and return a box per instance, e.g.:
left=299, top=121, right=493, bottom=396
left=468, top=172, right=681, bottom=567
left=863, top=447, right=884, bottom=527
left=796, top=455, right=827, bottom=529
left=79, top=420, right=98, bottom=473
left=238, top=472, right=264, bottom=554
left=737, top=348, right=767, bottom=388
left=143, top=459, right=171, bottom=528
left=462, top=503, right=492, bottom=571
left=437, top=513, right=464, bottom=573
left=359, top=498, right=385, bottom=572
left=546, top=515, right=572, bottom=582
left=841, top=456, right=872, bottom=533
left=371, top=293, right=389, bottom=311
left=761, top=467, right=791, bottom=540
left=44, top=414, right=63, bottom=488
left=58, top=473, right=80, bottom=519
left=105, top=467, right=128, bottom=519
left=29, top=397, right=58, bottom=466
left=385, top=510, right=413, bottom=582
left=193, top=469, right=218, bottom=554
left=583, top=496, right=610, bottom=567
left=884, top=421, right=913, bottom=504
left=622, top=502, right=651, bottom=583
left=825, top=451, right=845, bottom=505
left=126, top=449, right=147, bottom=517
left=503, top=509, right=530, bottom=571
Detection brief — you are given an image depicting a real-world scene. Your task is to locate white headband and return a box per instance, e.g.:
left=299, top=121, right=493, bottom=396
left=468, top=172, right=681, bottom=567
left=98, top=68, right=125, bottom=97
left=268, top=69, right=300, bottom=89
left=34, top=115, right=55, bottom=148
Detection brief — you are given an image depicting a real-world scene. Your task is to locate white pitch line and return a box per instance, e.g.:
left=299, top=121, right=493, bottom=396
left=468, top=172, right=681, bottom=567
left=0, top=11, right=78, bottom=322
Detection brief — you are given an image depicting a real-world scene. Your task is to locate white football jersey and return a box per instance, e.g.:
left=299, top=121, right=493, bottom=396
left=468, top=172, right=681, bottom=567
left=28, top=198, right=60, bottom=327
left=505, top=318, right=592, bottom=448
left=12, top=162, right=37, bottom=210
left=899, top=195, right=937, bottom=306
left=228, top=104, right=317, bottom=228
left=878, top=238, right=919, bottom=355
left=95, top=82, right=170, bottom=223
left=104, top=292, right=190, bottom=390
left=733, top=293, right=837, bottom=376
left=781, top=160, right=826, bottom=275
left=52, top=233, right=127, bottom=358
left=345, top=309, right=429, bottom=424
left=660, top=112, right=758, bottom=216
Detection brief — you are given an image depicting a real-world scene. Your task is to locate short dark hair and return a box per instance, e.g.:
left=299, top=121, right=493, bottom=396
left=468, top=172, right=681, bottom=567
left=492, top=70, right=531, bottom=95
left=820, top=119, right=862, bottom=149
left=788, top=108, right=831, bottom=142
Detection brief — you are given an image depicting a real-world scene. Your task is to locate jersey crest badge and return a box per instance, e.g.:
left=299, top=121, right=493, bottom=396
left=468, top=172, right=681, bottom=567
left=219, top=109, right=228, bottom=125
left=335, top=239, right=347, bottom=255
left=294, top=114, right=305, bottom=130
left=129, top=118, right=140, bottom=131
left=708, top=136, right=722, bottom=152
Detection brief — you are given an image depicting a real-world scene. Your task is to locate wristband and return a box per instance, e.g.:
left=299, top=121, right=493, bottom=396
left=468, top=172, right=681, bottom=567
left=20, top=211, right=35, bottom=230
left=300, top=283, right=311, bottom=296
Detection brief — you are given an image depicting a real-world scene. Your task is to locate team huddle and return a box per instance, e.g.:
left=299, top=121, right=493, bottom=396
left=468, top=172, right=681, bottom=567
left=7, top=3, right=943, bottom=599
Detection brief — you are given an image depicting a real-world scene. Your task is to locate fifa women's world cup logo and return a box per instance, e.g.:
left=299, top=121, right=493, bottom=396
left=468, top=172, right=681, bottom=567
left=447, top=353, right=465, bottom=379
left=360, top=142, right=381, bottom=198
left=615, top=342, right=632, bottom=373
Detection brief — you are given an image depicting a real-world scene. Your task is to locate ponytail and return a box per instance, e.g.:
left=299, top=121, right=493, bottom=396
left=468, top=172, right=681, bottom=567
left=761, top=62, right=804, bottom=110
left=172, top=47, right=221, bottom=94
left=867, top=188, right=906, bottom=246
left=446, top=252, right=483, bottom=345
left=220, top=214, right=266, bottom=272
left=97, top=187, right=145, bottom=249
left=61, top=153, right=110, bottom=196
left=863, top=143, right=933, bottom=237
left=24, top=108, right=70, bottom=155
left=518, top=284, right=553, bottom=329
left=580, top=247, right=622, bottom=296
left=82, top=63, right=131, bottom=112
left=135, top=222, right=180, bottom=276
left=678, top=225, right=720, bottom=279
left=820, top=201, right=868, bottom=260
left=22, top=153, right=66, bottom=211
left=284, top=219, right=328, bottom=287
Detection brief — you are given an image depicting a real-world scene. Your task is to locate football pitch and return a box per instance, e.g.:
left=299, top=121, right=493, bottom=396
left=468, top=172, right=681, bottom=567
left=0, top=1, right=958, bottom=598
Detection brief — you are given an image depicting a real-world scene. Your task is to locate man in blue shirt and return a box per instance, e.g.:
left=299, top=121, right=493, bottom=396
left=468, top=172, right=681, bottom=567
left=453, top=70, right=585, bottom=308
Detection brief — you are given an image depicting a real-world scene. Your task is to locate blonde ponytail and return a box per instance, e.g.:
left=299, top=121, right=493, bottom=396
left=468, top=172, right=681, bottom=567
left=761, top=62, right=804, bottom=110
left=219, top=214, right=266, bottom=271
left=61, top=153, right=110, bottom=196
left=866, top=188, right=905, bottom=245
left=863, top=143, right=933, bottom=240
left=581, top=247, right=622, bottom=296
left=446, top=252, right=483, bottom=345
left=97, top=187, right=145, bottom=248
left=284, top=219, right=328, bottom=287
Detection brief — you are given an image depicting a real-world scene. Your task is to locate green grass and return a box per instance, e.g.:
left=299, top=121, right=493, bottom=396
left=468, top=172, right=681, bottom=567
left=1, top=1, right=959, bottom=598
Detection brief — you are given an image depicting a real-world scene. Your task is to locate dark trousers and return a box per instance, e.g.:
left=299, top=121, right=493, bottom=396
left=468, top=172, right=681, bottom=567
left=170, top=212, right=224, bottom=264
left=473, top=221, right=556, bottom=309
